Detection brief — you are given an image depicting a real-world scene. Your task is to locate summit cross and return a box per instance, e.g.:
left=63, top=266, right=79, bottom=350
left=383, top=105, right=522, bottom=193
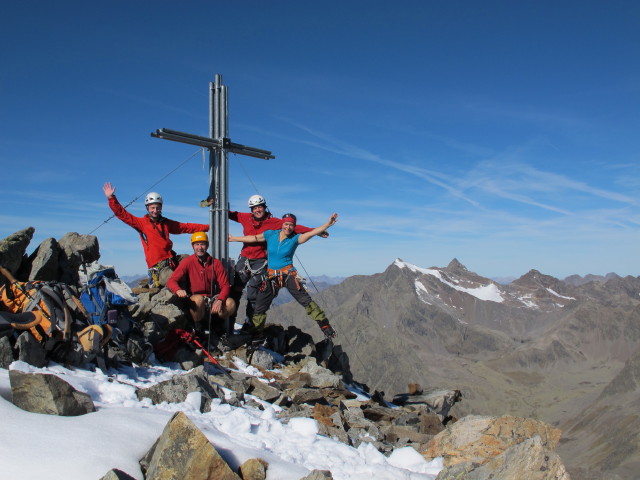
left=151, top=74, right=274, bottom=272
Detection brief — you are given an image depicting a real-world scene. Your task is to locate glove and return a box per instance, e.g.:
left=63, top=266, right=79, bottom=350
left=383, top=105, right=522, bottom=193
left=321, top=324, right=337, bottom=339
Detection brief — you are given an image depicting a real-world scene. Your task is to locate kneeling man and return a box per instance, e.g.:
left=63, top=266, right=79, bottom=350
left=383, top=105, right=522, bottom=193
left=167, top=232, right=236, bottom=330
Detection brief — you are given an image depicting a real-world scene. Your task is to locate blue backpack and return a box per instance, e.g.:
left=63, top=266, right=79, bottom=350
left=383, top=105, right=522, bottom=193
left=79, top=267, right=136, bottom=328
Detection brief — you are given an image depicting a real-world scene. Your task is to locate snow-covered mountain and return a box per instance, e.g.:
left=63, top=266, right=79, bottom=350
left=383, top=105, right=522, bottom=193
left=269, top=258, right=640, bottom=480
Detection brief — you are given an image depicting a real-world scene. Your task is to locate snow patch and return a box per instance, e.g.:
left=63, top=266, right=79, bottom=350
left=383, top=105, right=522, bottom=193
left=396, top=259, right=504, bottom=303
left=546, top=288, right=576, bottom=300
left=1, top=359, right=443, bottom=480
left=414, top=280, right=432, bottom=304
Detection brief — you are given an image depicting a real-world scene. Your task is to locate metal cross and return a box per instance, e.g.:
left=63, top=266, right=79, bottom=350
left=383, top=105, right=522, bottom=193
left=151, top=74, right=274, bottom=272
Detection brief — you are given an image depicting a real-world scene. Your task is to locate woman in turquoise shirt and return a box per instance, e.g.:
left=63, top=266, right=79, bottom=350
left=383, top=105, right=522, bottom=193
left=229, top=212, right=338, bottom=339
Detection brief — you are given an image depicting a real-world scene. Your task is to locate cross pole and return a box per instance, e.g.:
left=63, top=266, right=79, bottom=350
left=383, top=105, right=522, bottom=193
left=151, top=74, right=274, bottom=274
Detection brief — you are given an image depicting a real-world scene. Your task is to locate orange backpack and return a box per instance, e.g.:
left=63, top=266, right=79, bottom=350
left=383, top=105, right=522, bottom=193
left=0, top=280, right=71, bottom=342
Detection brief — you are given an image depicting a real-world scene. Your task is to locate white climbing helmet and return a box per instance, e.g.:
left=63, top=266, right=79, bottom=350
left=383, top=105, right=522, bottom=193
left=145, top=192, right=163, bottom=206
left=247, top=194, right=266, bottom=209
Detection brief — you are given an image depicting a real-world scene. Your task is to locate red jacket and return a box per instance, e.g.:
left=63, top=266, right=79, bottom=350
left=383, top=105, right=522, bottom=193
left=229, top=211, right=313, bottom=259
left=166, top=254, right=230, bottom=301
left=108, top=196, right=208, bottom=268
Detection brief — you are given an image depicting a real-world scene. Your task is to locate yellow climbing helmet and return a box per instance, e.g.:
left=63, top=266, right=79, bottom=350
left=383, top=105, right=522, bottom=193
left=191, top=232, right=208, bottom=244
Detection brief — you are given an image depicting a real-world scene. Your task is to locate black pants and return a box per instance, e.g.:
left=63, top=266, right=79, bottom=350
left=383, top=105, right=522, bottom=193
left=254, top=274, right=312, bottom=315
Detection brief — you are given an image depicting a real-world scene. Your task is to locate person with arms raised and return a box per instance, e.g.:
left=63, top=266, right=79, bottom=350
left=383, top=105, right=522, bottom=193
left=103, top=182, right=209, bottom=287
left=228, top=194, right=327, bottom=326
left=229, top=212, right=338, bottom=339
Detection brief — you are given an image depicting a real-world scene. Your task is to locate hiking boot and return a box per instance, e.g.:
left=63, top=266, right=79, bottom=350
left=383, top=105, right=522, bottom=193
left=317, top=319, right=337, bottom=339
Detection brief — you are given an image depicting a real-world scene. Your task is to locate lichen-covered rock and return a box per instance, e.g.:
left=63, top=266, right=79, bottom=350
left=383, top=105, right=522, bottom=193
left=423, top=415, right=562, bottom=467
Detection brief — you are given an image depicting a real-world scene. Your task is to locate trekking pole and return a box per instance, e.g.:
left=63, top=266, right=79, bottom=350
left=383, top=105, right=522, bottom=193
left=190, top=334, right=233, bottom=378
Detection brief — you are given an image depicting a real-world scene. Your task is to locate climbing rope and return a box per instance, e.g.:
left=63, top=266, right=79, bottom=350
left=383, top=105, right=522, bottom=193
left=88, top=148, right=203, bottom=234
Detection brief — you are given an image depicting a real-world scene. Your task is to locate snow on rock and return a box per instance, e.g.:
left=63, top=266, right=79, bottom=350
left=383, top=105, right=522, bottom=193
left=397, top=259, right=505, bottom=303
left=0, top=360, right=442, bottom=480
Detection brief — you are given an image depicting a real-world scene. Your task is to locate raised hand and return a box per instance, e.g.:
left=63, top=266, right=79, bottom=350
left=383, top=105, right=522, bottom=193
left=103, top=182, right=116, bottom=198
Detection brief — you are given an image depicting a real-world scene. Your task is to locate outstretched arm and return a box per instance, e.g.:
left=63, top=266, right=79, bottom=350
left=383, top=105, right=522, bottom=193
left=298, top=214, right=338, bottom=245
left=228, top=233, right=266, bottom=243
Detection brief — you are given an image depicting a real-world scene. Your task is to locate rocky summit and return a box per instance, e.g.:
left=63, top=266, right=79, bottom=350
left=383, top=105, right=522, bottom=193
left=3, top=228, right=634, bottom=478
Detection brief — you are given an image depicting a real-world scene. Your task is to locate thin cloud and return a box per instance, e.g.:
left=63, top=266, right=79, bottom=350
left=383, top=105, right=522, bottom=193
left=271, top=117, right=480, bottom=207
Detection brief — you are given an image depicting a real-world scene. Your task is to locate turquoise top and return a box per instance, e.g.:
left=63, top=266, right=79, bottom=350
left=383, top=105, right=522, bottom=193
left=263, top=229, right=300, bottom=270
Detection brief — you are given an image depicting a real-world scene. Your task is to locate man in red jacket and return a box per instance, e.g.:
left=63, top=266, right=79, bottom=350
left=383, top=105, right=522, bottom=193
left=228, top=194, right=327, bottom=326
left=103, top=182, right=209, bottom=287
left=166, top=232, right=236, bottom=329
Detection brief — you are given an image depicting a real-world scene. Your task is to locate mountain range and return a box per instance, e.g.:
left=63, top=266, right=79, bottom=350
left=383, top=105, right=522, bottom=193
left=268, top=258, right=640, bottom=480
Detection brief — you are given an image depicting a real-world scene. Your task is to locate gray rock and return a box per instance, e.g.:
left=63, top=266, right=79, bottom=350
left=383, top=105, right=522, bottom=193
left=99, top=469, right=137, bottom=480
left=299, top=469, right=333, bottom=480
left=211, top=370, right=252, bottom=394
left=276, top=403, right=313, bottom=422
left=283, top=372, right=312, bottom=389
left=0, top=227, right=34, bottom=275
left=16, top=331, right=47, bottom=367
left=149, top=302, right=188, bottom=332
left=288, top=387, right=326, bottom=405
left=317, top=418, right=350, bottom=445
left=392, top=388, right=462, bottom=419
left=247, top=377, right=282, bottom=403
left=362, top=406, right=404, bottom=424
left=392, top=412, right=421, bottom=427
left=136, top=368, right=224, bottom=412
left=299, top=358, right=341, bottom=388
left=142, top=411, right=240, bottom=480
left=0, top=336, right=14, bottom=368
left=57, top=232, right=100, bottom=284
left=27, top=237, right=60, bottom=281
left=380, top=424, right=434, bottom=444
left=251, top=349, right=275, bottom=370
left=9, top=370, right=95, bottom=415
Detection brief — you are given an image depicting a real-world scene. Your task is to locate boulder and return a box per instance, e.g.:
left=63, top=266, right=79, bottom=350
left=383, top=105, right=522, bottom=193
left=141, top=411, right=240, bottom=480
left=0, top=336, right=14, bottom=368
left=299, top=470, right=333, bottom=479
left=136, top=367, right=224, bottom=412
left=238, top=458, right=268, bottom=480
left=9, top=370, right=95, bottom=416
left=299, top=358, right=341, bottom=389
left=289, top=387, right=326, bottom=406
left=247, top=377, right=284, bottom=403
left=392, top=388, right=461, bottom=420
left=422, top=414, right=562, bottom=468
left=99, top=469, right=137, bottom=480
left=57, top=232, right=100, bottom=284
left=0, top=227, right=34, bottom=275
left=251, top=349, right=276, bottom=370
left=435, top=435, right=570, bottom=480
left=27, top=237, right=60, bottom=281
left=16, top=331, right=47, bottom=367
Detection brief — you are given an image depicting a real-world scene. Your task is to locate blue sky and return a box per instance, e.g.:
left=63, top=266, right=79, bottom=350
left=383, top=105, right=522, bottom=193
left=1, top=1, right=638, bottom=280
